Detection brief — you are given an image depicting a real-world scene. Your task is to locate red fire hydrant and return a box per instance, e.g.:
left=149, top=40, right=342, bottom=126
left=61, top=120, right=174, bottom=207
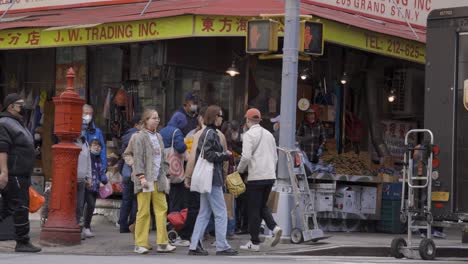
left=40, top=68, right=84, bottom=246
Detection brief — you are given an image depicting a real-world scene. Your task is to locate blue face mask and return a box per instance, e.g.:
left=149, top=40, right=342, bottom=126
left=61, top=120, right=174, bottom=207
left=91, top=150, right=101, bottom=156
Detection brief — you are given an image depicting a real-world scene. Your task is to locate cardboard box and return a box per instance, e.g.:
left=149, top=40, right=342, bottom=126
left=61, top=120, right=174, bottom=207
left=224, top=193, right=235, bottom=220
left=343, top=190, right=360, bottom=213
left=335, top=186, right=361, bottom=214
left=315, top=192, right=334, bottom=211
left=360, top=186, right=377, bottom=214
left=267, top=191, right=280, bottom=213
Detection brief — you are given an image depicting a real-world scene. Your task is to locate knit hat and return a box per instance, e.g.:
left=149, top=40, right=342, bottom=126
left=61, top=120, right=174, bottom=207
left=2, top=93, right=22, bottom=112
left=245, top=108, right=262, bottom=121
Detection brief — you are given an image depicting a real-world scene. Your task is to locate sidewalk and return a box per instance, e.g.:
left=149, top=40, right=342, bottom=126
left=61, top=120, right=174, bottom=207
left=1, top=214, right=468, bottom=257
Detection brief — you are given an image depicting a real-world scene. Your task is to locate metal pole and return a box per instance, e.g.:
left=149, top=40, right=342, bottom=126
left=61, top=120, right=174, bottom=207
left=273, top=0, right=300, bottom=238
left=278, top=0, right=300, bottom=181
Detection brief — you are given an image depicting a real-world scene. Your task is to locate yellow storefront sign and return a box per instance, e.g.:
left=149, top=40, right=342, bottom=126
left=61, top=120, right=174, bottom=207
left=321, top=18, right=425, bottom=64
left=193, top=15, right=425, bottom=64
left=0, top=15, right=193, bottom=49
left=0, top=14, right=425, bottom=64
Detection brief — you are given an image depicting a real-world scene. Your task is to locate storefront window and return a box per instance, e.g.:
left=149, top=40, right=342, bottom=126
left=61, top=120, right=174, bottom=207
left=88, top=43, right=163, bottom=139
left=170, top=67, right=233, bottom=120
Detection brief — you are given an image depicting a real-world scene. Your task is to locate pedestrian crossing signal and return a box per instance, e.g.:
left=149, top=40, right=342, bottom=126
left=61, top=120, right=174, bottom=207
left=246, top=19, right=279, bottom=54
left=299, top=21, right=324, bottom=56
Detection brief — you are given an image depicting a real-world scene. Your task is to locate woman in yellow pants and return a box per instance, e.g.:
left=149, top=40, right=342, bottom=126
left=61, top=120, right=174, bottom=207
left=125, top=108, right=175, bottom=254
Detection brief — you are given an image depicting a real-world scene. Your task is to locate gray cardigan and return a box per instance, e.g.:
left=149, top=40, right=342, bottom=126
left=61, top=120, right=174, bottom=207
left=130, top=130, right=169, bottom=194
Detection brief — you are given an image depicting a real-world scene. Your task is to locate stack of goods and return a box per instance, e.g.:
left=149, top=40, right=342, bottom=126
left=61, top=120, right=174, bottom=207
left=321, top=151, right=374, bottom=176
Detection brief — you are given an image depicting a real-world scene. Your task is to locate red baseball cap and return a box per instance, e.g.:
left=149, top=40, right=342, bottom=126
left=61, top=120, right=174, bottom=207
left=245, top=108, right=262, bottom=121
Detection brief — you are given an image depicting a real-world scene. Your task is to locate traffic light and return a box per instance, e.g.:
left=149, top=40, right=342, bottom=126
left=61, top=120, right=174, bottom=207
left=299, top=21, right=324, bottom=56
left=246, top=19, right=279, bottom=54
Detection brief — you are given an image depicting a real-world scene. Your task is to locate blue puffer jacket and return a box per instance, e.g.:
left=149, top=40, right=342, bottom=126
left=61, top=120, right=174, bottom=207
left=120, top=127, right=138, bottom=179
left=82, top=121, right=107, bottom=173
left=160, top=112, right=187, bottom=154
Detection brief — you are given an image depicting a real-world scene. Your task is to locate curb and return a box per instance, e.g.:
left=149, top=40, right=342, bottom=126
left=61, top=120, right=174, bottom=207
left=279, top=246, right=468, bottom=258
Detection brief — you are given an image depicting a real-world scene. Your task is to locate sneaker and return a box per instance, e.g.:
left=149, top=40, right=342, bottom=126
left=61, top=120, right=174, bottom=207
left=239, top=241, right=260, bottom=252
left=216, top=248, right=238, bottom=256
left=81, top=230, right=86, bottom=240
left=83, top=228, right=95, bottom=238
left=15, top=242, right=42, bottom=253
left=172, top=237, right=190, bottom=247
left=270, top=226, right=282, bottom=247
left=188, top=246, right=209, bottom=256
left=157, top=244, right=176, bottom=253
left=134, top=246, right=149, bottom=254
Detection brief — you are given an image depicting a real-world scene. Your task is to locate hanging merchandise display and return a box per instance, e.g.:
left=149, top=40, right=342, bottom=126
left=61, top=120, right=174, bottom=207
left=113, top=87, right=128, bottom=107
left=103, top=88, right=111, bottom=120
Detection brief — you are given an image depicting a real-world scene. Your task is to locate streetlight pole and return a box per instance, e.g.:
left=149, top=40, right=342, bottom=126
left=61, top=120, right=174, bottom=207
left=276, top=0, right=300, bottom=237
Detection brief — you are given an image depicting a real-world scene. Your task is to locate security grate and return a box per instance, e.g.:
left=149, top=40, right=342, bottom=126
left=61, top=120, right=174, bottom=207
left=391, top=70, right=407, bottom=112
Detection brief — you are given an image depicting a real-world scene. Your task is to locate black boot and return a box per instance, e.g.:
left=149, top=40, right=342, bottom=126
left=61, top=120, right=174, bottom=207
left=15, top=241, right=42, bottom=253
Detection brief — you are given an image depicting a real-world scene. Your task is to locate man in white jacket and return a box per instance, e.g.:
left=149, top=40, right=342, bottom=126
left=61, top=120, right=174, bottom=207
left=237, top=108, right=282, bottom=252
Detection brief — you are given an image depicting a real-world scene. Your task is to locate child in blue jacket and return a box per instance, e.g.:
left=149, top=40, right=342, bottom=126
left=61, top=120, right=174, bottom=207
left=81, top=139, right=108, bottom=238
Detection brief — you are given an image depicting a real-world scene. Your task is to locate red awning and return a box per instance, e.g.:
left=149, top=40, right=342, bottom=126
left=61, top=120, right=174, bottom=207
left=300, top=2, right=426, bottom=43
left=0, top=0, right=426, bottom=42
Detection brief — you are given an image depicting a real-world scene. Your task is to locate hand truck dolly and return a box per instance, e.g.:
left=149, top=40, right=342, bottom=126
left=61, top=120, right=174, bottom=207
left=390, top=129, right=437, bottom=260
left=278, top=147, right=328, bottom=244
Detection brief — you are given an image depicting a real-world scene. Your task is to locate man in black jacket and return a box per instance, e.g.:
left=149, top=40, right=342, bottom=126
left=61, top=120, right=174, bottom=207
left=0, top=93, right=41, bottom=253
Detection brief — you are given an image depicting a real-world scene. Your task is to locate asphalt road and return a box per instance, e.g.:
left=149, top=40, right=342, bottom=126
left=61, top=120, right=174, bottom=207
left=1, top=254, right=467, bottom=264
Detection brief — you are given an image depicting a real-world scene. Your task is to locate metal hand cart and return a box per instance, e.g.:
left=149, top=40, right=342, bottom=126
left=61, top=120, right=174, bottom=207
left=278, top=147, right=328, bottom=244
left=391, top=129, right=437, bottom=260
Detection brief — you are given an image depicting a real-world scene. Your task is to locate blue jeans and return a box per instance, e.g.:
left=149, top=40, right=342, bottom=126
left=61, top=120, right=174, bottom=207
left=190, top=186, right=230, bottom=251
left=118, top=176, right=137, bottom=230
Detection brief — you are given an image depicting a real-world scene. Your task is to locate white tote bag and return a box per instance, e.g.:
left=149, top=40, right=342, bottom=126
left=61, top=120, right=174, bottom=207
left=190, top=130, right=213, bottom=194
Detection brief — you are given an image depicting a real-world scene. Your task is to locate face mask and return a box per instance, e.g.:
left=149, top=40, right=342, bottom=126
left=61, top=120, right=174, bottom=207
left=91, top=150, right=101, bottom=156
left=190, top=104, right=198, bottom=112
left=82, top=114, right=92, bottom=124
left=17, top=107, right=25, bottom=116
left=34, top=133, right=42, bottom=141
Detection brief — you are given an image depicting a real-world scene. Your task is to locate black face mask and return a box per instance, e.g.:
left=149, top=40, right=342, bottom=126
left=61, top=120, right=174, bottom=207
left=17, top=107, right=25, bottom=116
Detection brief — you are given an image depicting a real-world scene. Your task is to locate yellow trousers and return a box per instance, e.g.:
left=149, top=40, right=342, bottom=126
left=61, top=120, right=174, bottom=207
left=135, top=182, right=168, bottom=247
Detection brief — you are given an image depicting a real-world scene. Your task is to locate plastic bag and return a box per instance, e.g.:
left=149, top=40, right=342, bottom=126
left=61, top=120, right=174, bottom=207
left=99, top=183, right=113, bottom=199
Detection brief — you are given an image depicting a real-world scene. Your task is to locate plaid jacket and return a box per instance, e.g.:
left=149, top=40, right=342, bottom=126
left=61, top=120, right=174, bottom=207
left=296, top=121, right=326, bottom=162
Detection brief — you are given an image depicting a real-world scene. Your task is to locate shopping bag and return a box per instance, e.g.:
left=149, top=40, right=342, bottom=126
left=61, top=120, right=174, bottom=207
left=224, top=193, right=235, bottom=220
left=226, top=171, right=245, bottom=198
left=165, top=148, right=185, bottom=183
left=167, top=208, right=188, bottom=231
left=190, top=156, right=213, bottom=193
left=29, top=187, right=45, bottom=213
left=267, top=191, right=280, bottom=213
left=190, top=130, right=213, bottom=194
left=165, top=129, right=185, bottom=183
left=99, top=183, right=113, bottom=199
